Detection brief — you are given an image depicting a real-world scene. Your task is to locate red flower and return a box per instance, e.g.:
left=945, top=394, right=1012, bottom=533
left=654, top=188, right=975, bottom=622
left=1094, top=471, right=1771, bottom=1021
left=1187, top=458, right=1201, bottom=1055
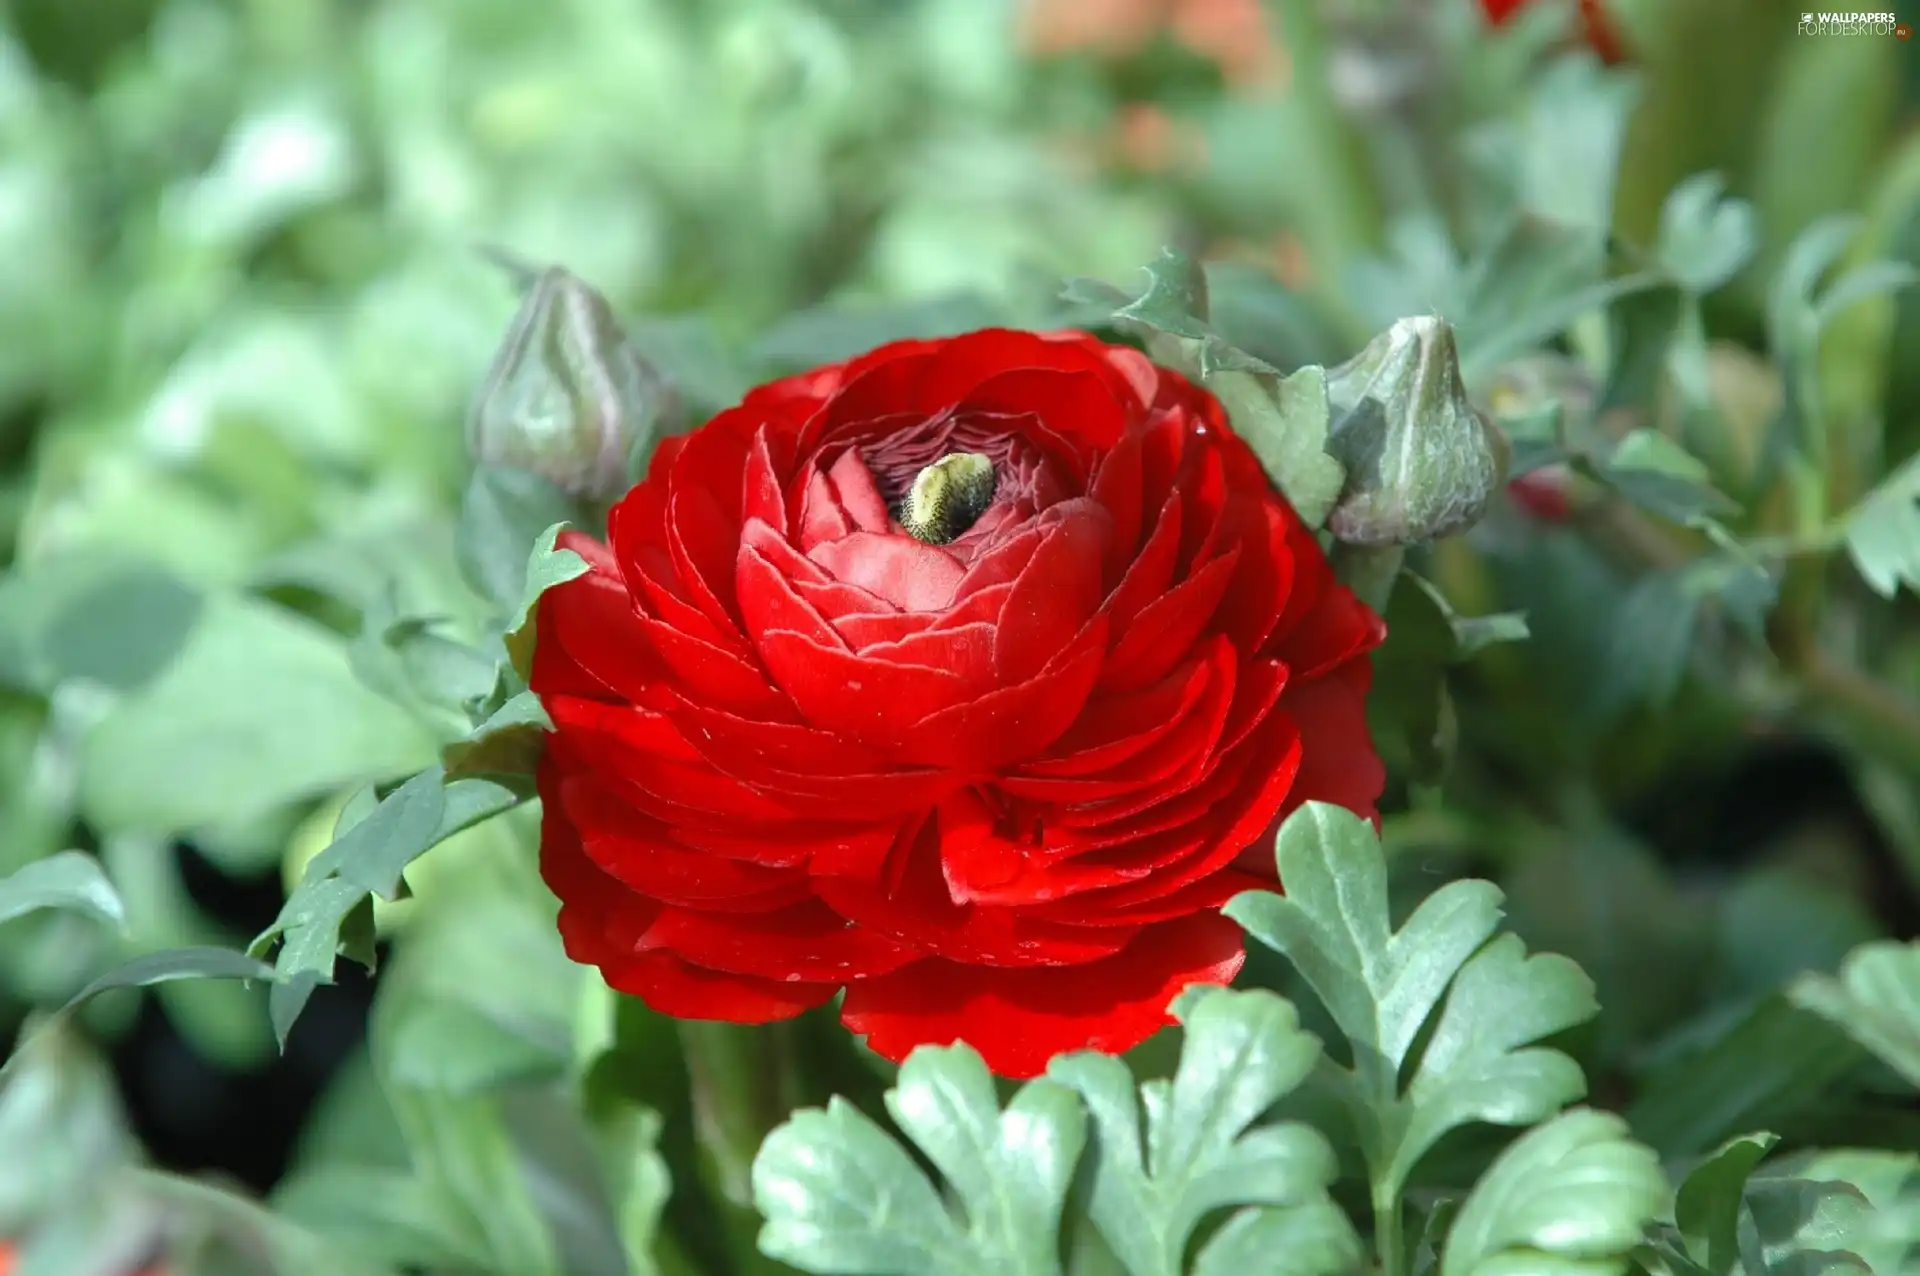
left=1481, top=0, right=1627, bottom=64
left=1506, top=465, right=1576, bottom=523
left=531, top=329, right=1384, bottom=1078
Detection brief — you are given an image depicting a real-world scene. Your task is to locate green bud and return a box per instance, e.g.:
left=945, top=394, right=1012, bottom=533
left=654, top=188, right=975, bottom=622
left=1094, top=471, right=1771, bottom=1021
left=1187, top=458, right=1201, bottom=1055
left=467, top=264, right=679, bottom=501
left=1323, top=316, right=1507, bottom=547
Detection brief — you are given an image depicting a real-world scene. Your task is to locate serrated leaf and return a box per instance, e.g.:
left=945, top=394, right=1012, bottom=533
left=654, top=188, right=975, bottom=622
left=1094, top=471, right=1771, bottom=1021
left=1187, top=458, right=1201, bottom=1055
left=1225, top=805, right=1596, bottom=1206
left=1440, top=1110, right=1666, bottom=1276
left=754, top=1045, right=1085, bottom=1276
left=1047, top=987, right=1342, bottom=1276
left=1788, top=941, right=1920, bottom=1091
left=442, top=690, right=550, bottom=781
left=1110, top=250, right=1281, bottom=377
left=1391, top=933, right=1596, bottom=1188
left=0, top=851, right=125, bottom=933
left=1841, top=452, right=1920, bottom=598
left=1656, top=174, right=1759, bottom=295
left=256, top=767, right=524, bottom=1045
left=504, top=524, right=590, bottom=683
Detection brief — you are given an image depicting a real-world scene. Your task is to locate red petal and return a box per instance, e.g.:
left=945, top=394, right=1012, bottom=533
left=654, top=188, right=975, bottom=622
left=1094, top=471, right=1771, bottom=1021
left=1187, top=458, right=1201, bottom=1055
left=840, top=911, right=1246, bottom=1079
left=601, top=949, right=838, bottom=1023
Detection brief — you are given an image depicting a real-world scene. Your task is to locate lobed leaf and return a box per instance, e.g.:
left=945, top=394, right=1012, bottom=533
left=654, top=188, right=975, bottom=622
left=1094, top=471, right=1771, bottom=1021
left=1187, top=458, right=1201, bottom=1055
left=1788, top=941, right=1920, bottom=1091
left=1225, top=804, right=1597, bottom=1205
left=1841, top=452, right=1920, bottom=600
left=1439, top=1110, right=1665, bottom=1276
left=1048, top=987, right=1350, bottom=1276
left=755, top=1044, right=1085, bottom=1276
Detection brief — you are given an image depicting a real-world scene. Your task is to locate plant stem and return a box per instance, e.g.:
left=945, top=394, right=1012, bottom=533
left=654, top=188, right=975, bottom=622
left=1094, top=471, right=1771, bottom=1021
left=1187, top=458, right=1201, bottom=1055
left=1374, top=1183, right=1407, bottom=1276
left=677, top=1019, right=798, bottom=1208
left=1331, top=543, right=1406, bottom=614
left=1796, top=647, right=1920, bottom=775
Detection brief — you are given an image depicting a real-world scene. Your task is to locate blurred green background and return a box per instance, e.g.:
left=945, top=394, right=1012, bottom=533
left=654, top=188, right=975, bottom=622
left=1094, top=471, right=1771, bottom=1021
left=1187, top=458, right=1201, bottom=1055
left=2, top=0, right=1920, bottom=1270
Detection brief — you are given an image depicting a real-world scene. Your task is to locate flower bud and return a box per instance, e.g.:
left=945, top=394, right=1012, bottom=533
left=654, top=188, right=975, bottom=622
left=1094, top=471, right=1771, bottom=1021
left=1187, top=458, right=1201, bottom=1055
left=1323, top=316, right=1507, bottom=546
left=467, top=265, right=679, bottom=501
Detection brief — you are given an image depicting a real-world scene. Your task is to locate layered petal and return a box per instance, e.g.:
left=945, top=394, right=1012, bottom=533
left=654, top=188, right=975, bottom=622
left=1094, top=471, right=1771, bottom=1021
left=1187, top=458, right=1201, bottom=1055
left=840, top=911, right=1247, bottom=1078
left=533, top=327, right=1387, bottom=1079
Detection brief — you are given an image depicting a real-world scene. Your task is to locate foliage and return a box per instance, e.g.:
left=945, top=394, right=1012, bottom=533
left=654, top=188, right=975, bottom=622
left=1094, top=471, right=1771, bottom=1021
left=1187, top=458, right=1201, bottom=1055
left=2, top=0, right=1920, bottom=1274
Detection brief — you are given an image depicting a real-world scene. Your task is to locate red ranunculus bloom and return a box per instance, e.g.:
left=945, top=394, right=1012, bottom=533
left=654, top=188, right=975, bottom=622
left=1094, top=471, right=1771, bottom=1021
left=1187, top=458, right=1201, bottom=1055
left=531, top=329, right=1385, bottom=1078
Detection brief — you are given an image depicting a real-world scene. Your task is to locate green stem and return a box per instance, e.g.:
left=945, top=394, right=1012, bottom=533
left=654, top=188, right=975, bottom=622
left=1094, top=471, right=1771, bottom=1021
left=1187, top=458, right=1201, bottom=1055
left=1374, top=1182, right=1407, bottom=1276
left=1331, top=543, right=1406, bottom=615
left=676, top=1019, right=799, bottom=1208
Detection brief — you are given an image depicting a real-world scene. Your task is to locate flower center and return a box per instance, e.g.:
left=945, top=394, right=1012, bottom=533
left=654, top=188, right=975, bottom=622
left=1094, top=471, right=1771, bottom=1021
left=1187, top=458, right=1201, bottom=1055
left=895, top=452, right=997, bottom=545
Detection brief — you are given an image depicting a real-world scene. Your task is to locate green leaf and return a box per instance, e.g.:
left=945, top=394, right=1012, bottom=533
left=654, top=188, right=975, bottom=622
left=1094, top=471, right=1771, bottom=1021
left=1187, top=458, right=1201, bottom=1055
left=348, top=591, right=500, bottom=734
left=387, top=1086, right=564, bottom=1276
left=0, top=1025, right=132, bottom=1238
left=1841, top=451, right=1920, bottom=599
left=1047, top=987, right=1350, bottom=1276
left=1585, top=430, right=1739, bottom=524
left=1755, top=1150, right=1920, bottom=1276
left=1225, top=804, right=1597, bottom=1207
left=1450, top=216, right=1664, bottom=383
left=754, top=1043, right=1086, bottom=1276
left=257, top=767, right=524, bottom=1045
left=592, top=1102, right=673, bottom=1276
left=1515, top=56, right=1638, bottom=231
left=273, top=1165, right=476, bottom=1271
left=0, top=851, right=125, bottom=933
left=0, top=556, right=205, bottom=696
left=1439, top=1110, right=1666, bottom=1276
left=77, top=593, right=440, bottom=834
left=373, top=891, right=578, bottom=1095
left=1061, top=251, right=1344, bottom=526
left=1656, top=174, right=1759, bottom=295
left=1504, top=829, right=1709, bottom=1063
left=442, top=690, right=550, bottom=782
left=1627, top=996, right=1865, bottom=1159
left=60, top=945, right=273, bottom=1010
left=1788, top=941, right=1920, bottom=1091
left=1189, top=1198, right=1364, bottom=1276
left=1815, top=260, right=1920, bottom=331
left=1111, top=250, right=1281, bottom=376
left=1769, top=216, right=1860, bottom=354
left=752, top=294, right=1005, bottom=370
left=1219, top=364, right=1347, bottom=530
left=504, top=524, right=591, bottom=684
left=3, top=946, right=274, bottom=1087
left=625, top=313, right=755, bottom=420
left=120, top=1167, right=389, bottom=1276
left=457, top=467, right=584, bottom=614
left=1674, top=1132, right=1781, bottom=1276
